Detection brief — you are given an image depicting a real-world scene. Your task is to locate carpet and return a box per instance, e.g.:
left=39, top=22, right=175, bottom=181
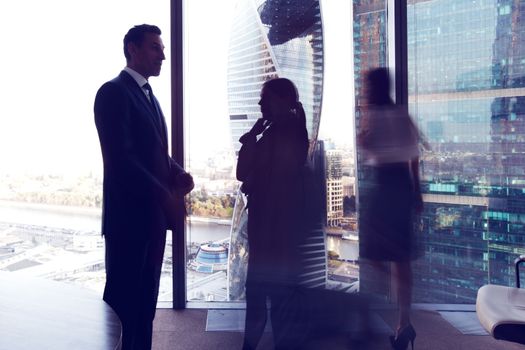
left=206, top=309, right=392, bottom=335
left=439, top=311, right=488, bottom=335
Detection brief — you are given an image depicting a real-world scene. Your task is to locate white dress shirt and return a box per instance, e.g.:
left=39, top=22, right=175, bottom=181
left=123, top=66, right=152, bottom=102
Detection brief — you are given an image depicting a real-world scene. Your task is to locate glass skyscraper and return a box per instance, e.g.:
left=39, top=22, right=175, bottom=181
left=353, top=0, right=388, bottom=297
left=353, top=0, right=387, bottom=106
left=326, top=149, right=344, bottom=227
left=226, top=0, right=325, bottom=300
left=408, top=0, right=525, bottom=303
left=354, top=0, right=525, bottom=303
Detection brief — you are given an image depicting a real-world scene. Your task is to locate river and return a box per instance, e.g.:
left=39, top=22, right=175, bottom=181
left=0, top=200, right=357, bottom=257
left=0, top=200, right=231, bottom=243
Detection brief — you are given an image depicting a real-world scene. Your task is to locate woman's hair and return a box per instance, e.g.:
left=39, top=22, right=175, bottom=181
left=263, top=77, right=307, bottom=128
left=365, top=67, right=394, bottom=105
left=263, top=77, right=299, bottom=103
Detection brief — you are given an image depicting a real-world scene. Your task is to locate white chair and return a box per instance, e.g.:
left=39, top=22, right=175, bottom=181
left=476, top=255, right=525, bottom=344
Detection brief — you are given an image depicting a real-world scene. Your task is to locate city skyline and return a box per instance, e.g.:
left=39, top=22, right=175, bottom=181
left=1, top=0, right=355, bottom=305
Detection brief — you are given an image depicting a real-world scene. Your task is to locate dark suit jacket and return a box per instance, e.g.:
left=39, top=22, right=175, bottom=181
left=94, top=71, right=184, bottom=237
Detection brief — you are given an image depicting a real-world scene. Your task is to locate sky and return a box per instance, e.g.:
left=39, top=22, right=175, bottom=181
left=0, top=0, right=354, bottom=176
left=0, top=0, right=170, bottom=176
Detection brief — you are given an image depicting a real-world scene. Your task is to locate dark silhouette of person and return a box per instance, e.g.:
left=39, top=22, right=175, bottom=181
left=237, top=78, right=310, bottom=349
left=357, top=67, right=422, bottom=350
left=94, top=24, right=193, bottom=350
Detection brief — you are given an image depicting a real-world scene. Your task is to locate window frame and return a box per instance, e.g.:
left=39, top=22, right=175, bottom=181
left=169, top=0, right=409, bottom=309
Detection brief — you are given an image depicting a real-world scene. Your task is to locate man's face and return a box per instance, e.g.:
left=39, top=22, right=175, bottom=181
left=128, top=33, right=165, bottom=79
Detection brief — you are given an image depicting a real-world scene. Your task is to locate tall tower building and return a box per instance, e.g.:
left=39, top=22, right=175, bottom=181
left=226, top=0, right=326, bottom=301
left=326, top=149, right=344, bottom=227
left=227, top=0, right=323, bottom=155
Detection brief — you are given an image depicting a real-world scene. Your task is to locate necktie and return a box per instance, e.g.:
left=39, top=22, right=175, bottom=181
left=143, top=82, right=162, bottom=121
left=143, top=83, right=156, bottom=108
left=143, top=83, right=167, bottom=144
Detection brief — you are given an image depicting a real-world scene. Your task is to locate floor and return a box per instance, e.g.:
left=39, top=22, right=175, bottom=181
left=151, top=307, right=525, bottom=350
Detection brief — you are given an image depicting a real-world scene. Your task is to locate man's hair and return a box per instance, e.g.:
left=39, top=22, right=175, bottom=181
left=123, top=24, right=162, bottom=60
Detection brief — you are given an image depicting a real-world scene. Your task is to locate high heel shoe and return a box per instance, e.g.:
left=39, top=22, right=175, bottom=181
left=389, top=324, right=416, bottom=350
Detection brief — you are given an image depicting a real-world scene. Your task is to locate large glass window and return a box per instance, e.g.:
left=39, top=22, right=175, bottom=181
left=353, top=0, right=525, bottom=304
left=184, top=0, right=356, bottom=304
left=407, top=0, right=525, bottom=303
left=0, top=0, right=172, bottom=303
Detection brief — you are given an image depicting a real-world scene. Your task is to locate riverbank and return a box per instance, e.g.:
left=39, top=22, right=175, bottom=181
left=326, top=227, right=358, bottom=241
left=0, top=200, right=231, bottom=225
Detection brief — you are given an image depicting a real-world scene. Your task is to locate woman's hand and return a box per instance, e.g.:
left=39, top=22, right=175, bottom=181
left=240, top=119, right=270, bottom=144
left=250, top=118, right=269, bottom=136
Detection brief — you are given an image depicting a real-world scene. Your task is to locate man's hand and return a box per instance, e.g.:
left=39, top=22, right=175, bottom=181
left=173, top=172, right=194, bottom=196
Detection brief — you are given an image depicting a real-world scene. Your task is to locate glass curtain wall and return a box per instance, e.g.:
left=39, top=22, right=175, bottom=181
left=184, top=0, right=356, bottom=304
left=353, top=0, right=389, bottom=296
left=0, top=0, right=173, bottom=303
left=408, top=0, right=525, bottom=303
left=354, top=0, right=525, bottom=304
left=353, top=0, right=525, bottom=304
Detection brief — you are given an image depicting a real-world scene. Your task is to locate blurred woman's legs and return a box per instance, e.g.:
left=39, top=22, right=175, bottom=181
left=391, top=261, right=413, bottom=332
left=390, top=261, right=416, bottom=349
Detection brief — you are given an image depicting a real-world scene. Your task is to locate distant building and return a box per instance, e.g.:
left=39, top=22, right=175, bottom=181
left=73, top=233, right=104, bottom=251
left=342, top=176, right=355, bottom=197
left=326, top=149, right=344, bottom=227
left=227, top=0, right=323, bottom=155
left=190, top=243, right=229, bottom=274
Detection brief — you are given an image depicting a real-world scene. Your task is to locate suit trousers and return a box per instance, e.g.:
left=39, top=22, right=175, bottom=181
left=103, top=230, right=167, bottom=350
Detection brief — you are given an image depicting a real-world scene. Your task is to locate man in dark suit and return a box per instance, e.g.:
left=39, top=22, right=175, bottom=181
left=94, top=24, right=193, bottom=350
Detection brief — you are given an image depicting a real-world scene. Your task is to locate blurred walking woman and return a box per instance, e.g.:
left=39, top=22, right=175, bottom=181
left=237, top=78, right=309, bottom=349
left=358, top=68, right=423, bottom=350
